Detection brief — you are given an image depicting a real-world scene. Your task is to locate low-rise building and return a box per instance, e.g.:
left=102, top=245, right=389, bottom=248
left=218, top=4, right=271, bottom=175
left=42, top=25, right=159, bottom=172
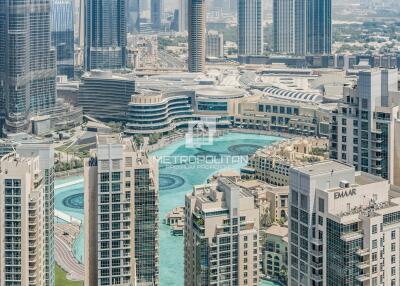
left=235, top=93, right=333, bottom=136
left=125, top=89, right=195, bottom=135
left=210, top=171, right=289, bottom=226
left=262, top=224, right=288, bottom=282
left=78, top=70, right=135, bottom=122
left=241, top=137, right=328, bottom=186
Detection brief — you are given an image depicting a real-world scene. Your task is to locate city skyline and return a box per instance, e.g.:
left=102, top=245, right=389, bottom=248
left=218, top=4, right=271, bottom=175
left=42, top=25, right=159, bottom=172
left=2, top=0, right=400, bottom=286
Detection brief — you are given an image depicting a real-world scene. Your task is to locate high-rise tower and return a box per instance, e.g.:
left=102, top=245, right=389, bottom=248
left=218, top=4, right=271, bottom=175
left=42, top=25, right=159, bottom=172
left=51, top=0, right=75, bottom=79
left=273, top=0, right=293, bottom=53
left=0, top=0, right=56, bottom=134
left=238, top=0, right=263, bottom=56
left=84, top=0, right=127, bottom=70
left=85, top=134, right=159, bottom=286
left=0, top=143, right=55, bottom=286
left=307, top=0, right=332, bottom=55
left=151, top=0, right=161, bottom=31
left=272, top=0, right=331, bottom=55
left=188, top=0, right=206, bottom=72
left=184, top=177, right=260, bottom=285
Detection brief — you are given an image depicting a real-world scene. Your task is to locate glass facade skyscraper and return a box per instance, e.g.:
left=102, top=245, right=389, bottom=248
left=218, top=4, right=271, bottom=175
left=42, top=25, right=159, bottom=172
left=151, top=0, right=161, bottom=31
left=273, top=0, right=331, bottom=55
left=238, top=0, right=263, bottom=56
left=0, top=0, right=56, bottom=134
left=51, top=0, right=75, bottom=79
left=84, top=0, right=127, bottom=70
left=306, top=0, right=332, bottom=55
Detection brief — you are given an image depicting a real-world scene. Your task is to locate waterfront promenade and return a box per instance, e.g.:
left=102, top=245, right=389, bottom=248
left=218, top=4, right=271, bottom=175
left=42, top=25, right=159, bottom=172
left=55, top=224, right=84, bottom=281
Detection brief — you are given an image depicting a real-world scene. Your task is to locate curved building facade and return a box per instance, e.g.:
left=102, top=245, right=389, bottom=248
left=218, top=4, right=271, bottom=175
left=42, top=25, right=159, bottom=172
left=78, top=70, right=134, bottom=121
left=195, top=86, right=246, bottom=116
left=125, top=90, right=194, bottom=134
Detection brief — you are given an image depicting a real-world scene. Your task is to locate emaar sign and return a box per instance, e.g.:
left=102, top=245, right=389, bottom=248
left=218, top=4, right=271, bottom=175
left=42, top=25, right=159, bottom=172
left=334, top=189, right=357, bottom=199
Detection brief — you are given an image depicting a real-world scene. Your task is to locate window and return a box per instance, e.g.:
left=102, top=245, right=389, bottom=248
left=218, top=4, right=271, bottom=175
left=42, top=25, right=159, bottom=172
left=372, top=225, right=377, bottom=234
left=100, top=172, right=109, bottom=182
left=300, top=194, right=308, bottom=210
left=372, top=252, right=377, bottom=261
left=318, top=198, right=324, bottom=213
left=372, top=265, right=377, bottom=274
left=372, top=239, right=377, bottom=249
left=112, top=172, right=121, bottom=181
left=292, top=191, right=298, bottom=206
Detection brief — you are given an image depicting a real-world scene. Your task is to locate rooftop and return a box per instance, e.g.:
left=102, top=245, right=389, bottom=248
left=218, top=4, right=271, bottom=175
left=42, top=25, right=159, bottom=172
left=97, top=134, right=122, bottom=145
left=265, top=224, right=288, bottom=238
left=292, top=160, right=353, bottom=176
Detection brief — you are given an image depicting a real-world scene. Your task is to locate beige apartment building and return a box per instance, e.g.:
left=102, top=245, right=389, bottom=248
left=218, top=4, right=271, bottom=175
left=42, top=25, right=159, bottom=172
left=184, top=177, right=260, bottom=286
left=289, top=160, right=400, bottom=286
left=0, top=153, right=47, bottom=285
left=85, top=134, right=159, bottom=286
left=241, top=137, right=328, bottom=186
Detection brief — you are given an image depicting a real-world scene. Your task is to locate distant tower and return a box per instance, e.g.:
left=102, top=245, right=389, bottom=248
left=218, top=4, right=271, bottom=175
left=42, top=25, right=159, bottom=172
left=188, top=0, right=206, bottom=72
left=307, top=0, right=332, bottom=55
left=84, top=0, right=127, bottom=70
left=273, top=0, right=294, bottom=53
left=238, top=0, right=263, bottom=56
left=151, top=0, right=161, bottom=31
left=273, top=0, right=332, bottom=55
left=51, top=0, right=75, bottom=78
left=179, top=0, right=188, bottom=32
left=0, top=0, right=56, bottom=133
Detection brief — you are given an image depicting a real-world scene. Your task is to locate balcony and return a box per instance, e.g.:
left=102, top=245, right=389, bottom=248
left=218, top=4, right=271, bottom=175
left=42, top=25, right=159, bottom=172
left=310, top=273, right=323, bottom=282
left=356, top=261, right=370, bottom=269
left=310, top=238, right=323, bottom=246
left=356, top=274, right=369, bottom=282
left=309, top=249, right=323, bottom=257
left=356, top=248, right=370, bottom=256
left=310, top=260, right=323, bottom=269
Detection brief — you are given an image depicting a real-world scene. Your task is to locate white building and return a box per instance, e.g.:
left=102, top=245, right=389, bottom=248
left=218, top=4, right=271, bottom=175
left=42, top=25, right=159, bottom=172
left=330, top=68, right=400, bottom=186
left=84, top=134, right=159, bottom=286
left=289, top=160, right=400, bottom=286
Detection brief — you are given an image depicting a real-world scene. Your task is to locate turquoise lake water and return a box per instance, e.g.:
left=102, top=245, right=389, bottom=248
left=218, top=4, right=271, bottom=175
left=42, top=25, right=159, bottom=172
left=54, top=132, right=283, bottom=285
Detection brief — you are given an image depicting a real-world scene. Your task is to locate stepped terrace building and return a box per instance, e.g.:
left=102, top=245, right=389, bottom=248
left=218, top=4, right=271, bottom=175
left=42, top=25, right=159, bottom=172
left=184, top=177, right=260, bottom=286
left=241, top=137, right=328, bottom=186
left=85, top=134, right=159, bottom=286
